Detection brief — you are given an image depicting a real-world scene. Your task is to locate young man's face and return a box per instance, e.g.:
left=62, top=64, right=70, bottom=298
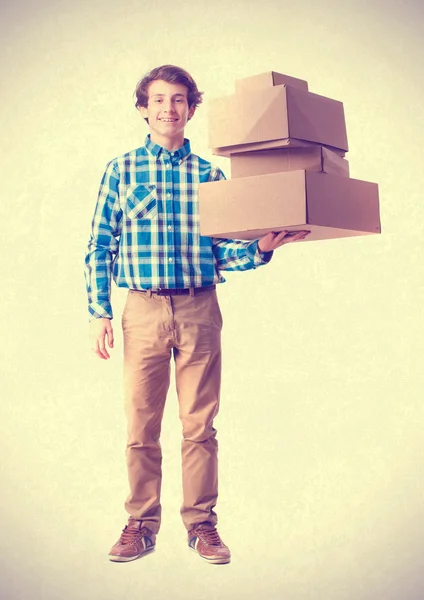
left=139, top=79, right=196, bottom=149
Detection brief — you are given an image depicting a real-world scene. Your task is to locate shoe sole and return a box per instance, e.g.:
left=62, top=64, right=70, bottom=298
left=108, top=546, right=155, bottom=562
left=189, top=545, right=230, bottom=564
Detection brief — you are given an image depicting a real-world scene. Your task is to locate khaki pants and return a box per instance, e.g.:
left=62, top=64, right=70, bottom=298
left=121, top=288, right=223, bottom=534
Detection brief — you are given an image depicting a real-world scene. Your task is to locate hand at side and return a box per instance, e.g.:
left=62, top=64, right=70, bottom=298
left=89, top=318, right=114, bottom=359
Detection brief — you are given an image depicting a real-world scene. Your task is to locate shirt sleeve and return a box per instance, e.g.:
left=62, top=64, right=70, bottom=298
left=208, top=165, right=274, bottom=272
left=84, top=160, right=123, bottom=321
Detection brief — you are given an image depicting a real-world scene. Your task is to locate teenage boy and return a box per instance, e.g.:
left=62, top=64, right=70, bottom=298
left=84, top=64, right=309, bottom=565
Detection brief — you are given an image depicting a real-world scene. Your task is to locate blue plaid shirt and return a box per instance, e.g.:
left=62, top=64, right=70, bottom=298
left=84, top=135, right=272, bottom=320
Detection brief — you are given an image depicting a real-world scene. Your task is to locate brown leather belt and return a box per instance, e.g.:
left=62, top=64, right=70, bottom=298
left=136, top=285, right=216, bottom=297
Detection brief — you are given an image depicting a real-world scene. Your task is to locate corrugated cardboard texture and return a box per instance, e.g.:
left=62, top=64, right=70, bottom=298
left=199, top=170, right=380, bottom=242
left=208, top=86, right=348, bottom=152
left=235, top=71, right=309, bottom=94
left=230, top=146, right=349, bottom=178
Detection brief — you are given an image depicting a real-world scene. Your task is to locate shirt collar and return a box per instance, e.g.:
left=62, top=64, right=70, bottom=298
left=145, top=134, right=191, bottom=162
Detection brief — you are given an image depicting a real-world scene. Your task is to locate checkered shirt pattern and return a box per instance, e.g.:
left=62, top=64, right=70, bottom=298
left=84, top=135, right=271, bottom=320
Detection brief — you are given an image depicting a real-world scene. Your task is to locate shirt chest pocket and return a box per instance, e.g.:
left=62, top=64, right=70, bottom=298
left=124, top=184, right=158, bottom=220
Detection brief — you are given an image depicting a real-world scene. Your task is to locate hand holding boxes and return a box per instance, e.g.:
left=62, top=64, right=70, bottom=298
left=199, top=71, right=381, bottom=242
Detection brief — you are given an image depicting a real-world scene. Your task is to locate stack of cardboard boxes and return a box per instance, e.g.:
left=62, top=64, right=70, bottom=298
left=198, top=72, right=381, bottom=242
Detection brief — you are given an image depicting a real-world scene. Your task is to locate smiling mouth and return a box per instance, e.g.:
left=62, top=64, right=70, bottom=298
left=159, top=118, right=178, bottom=122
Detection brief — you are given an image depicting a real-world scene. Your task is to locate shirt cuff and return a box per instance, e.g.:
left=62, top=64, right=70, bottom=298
left=249, top=240, right=274, bottom=266
left=88, top=302, right=113, bottom=321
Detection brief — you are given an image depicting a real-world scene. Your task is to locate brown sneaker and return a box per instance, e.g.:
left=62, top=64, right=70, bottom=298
left=188, top=524, right=231, bottom=564
left=108, top=518, right=156, bottom=562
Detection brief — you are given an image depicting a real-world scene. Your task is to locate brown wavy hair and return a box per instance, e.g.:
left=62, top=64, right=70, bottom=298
left=134, top=65, right=204, bottom=110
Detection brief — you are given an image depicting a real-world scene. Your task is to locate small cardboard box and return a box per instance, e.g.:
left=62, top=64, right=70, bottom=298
left=209, top=85, right=348, bottom=155
left=235, top=71, right=309, bottom=94
left=230, top=146, right=349, bottom=178
left=199, top=170, right=380, bottom=242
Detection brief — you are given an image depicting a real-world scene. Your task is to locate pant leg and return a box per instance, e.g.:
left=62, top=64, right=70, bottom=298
left=172, top=290, right=223, bottom=531
left=122, top=290, right=173, bottom=534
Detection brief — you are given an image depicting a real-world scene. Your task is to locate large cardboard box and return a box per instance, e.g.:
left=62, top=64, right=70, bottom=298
left=230, top=146, right=349, bottom=178
left=199, top=170, right=380, bottom=242
left=209, top=85, right=348, bottom=156
left=235, top=71, right=308, bottom=94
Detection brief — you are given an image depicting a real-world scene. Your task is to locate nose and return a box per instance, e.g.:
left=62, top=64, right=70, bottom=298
left=162, top=99, right=175, bottom=113
left=162, top=100, right=172, bottom=112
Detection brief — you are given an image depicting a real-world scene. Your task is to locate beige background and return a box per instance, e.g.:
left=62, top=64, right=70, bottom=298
left=1, top=0, right=423, bottom=598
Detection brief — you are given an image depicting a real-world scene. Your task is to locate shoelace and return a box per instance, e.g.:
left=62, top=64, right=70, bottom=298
left=119, top=525, right=150, bottom=544
left=195, top=526, right=223, bottom=547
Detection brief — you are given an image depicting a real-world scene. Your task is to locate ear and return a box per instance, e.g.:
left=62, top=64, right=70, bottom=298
left=138, top=105, right=148, bottom=119
left=187, top=105, right=196, bottom=121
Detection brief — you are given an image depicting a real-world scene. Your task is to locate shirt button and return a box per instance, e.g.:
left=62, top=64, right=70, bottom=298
left=166, top=192, right=171, bottom=198
left=166, top=163, right=171, bottom=169
left=167, top=225, right=172, bottom=231
left=168, top=257, right=173, bottom=263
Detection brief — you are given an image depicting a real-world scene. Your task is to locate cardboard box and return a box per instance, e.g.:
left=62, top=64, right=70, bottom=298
left=199, top=170, right=380, bottom=242
left=235, top=71, right=308, bottom=94
left=208, top=85, right=348, bottom=155
left=212, top=137, right=327, bottom=158
left=230, top=146, right=349, bottom=178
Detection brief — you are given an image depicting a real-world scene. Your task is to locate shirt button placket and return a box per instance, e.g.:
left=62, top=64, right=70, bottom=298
left=165, top=161, right=175, bottom=283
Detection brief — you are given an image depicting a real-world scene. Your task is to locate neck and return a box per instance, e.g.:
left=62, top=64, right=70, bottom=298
left=150, top=131, right=185, bottom=151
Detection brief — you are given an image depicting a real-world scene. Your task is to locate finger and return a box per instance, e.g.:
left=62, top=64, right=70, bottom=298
left=270, top=231, right=299, bottom=245
left=258, top=230, right=287, bottom=253
left=281, top=231, right=310, bottom=245
left=107, top=327, right=114, bottom=348
left=97, top=338, right=110, bottom=359
left=271, top=232, right=303, bottom=248
left=291, top=230, right=310, bottom=240
left=262, top=231, right=282, bottom=245
left=92, top=344, right=107, bottom=360
left=100, top=346, right=111, bottom=360
left=270, top=230, right=290, bottom=243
